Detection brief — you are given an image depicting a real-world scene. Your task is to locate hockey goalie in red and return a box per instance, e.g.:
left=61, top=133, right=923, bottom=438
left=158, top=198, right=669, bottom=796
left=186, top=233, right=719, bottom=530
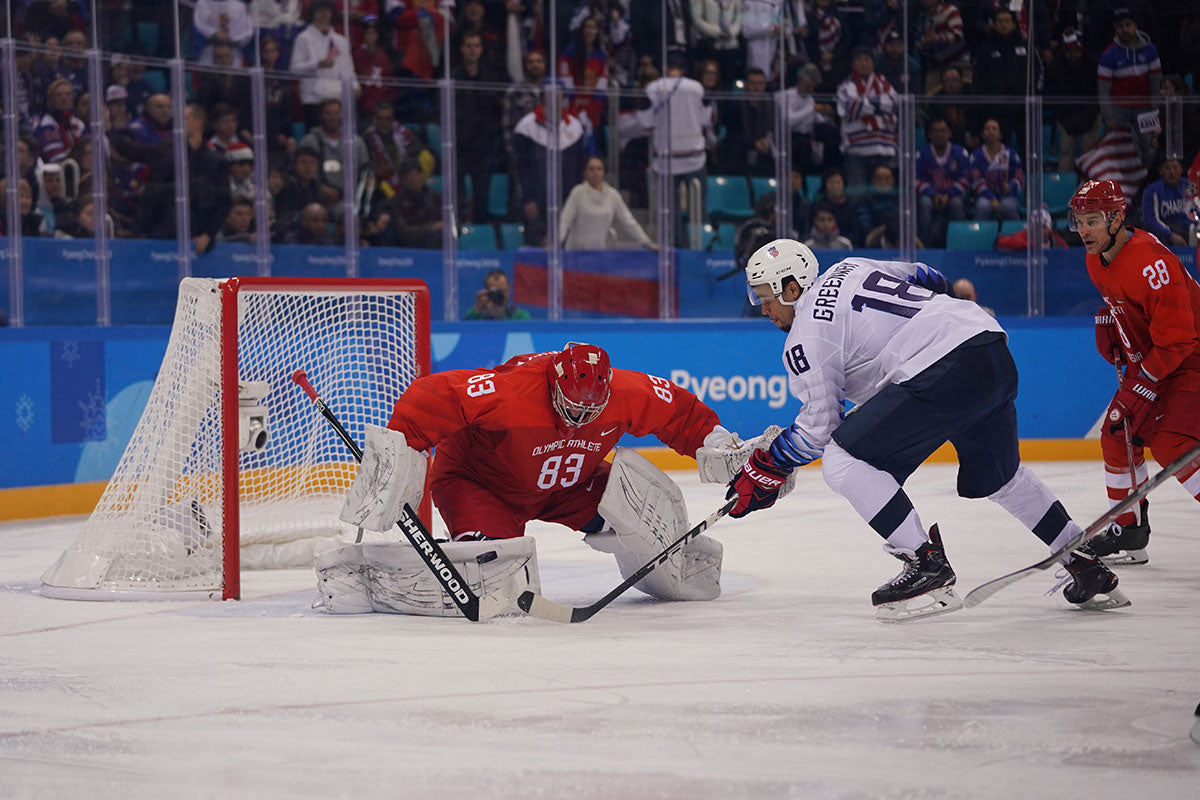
left=1071, top=179, right=1200, bottom=565
left=318, top=343, right=775, bottom=617
left=390, top=344, right=715, bottom=538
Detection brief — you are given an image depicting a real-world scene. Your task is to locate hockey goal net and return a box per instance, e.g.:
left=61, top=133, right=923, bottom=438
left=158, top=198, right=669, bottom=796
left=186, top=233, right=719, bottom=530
left=41, top=277, right=430, bottom=600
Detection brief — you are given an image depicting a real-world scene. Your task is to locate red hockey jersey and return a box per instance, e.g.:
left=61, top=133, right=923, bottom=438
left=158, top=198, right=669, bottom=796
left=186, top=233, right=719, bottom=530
left=1087, top=228, right=1200, bottom=380
left=387, top=353, right=720, bottom=509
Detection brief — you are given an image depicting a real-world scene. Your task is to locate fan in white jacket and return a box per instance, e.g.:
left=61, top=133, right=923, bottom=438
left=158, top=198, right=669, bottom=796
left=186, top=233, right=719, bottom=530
left=560, top=157, right=656, bottom=250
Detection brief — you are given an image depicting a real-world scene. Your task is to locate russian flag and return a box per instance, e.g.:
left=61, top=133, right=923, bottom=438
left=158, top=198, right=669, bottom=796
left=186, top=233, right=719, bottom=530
left=513, top=249, right=670, bottom=318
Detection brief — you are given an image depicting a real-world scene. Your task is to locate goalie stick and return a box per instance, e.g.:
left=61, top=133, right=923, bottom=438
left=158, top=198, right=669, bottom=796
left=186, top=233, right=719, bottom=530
left=517, top=498, right=736, bottom=624
left=963, top=441, right=1200, bottom=608
left=291, top=370, right=515, bottom=622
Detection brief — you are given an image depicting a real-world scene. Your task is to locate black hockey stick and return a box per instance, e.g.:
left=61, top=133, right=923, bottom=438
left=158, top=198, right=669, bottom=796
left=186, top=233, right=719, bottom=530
left=964, top=441, right=1200, bottom=608
left=517, top=498, right=736, bottom=623
left=292, top=370, right=514, bottom=622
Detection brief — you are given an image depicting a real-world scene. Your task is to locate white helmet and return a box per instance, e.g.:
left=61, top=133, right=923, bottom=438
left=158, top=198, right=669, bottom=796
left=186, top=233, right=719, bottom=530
left=744, top=238, right=819, bottom=306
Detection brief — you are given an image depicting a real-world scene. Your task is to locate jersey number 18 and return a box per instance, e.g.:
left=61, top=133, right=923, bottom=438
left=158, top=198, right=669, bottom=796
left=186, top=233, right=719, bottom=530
left=850, top=271, right=934, bottom=319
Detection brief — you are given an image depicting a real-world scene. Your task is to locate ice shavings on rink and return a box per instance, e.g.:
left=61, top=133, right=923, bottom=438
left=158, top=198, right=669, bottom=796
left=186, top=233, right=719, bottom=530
left=2, top=462, right=1198, bottom=799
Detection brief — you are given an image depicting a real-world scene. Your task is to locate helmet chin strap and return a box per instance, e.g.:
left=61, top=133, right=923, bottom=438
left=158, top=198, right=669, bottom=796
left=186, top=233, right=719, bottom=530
left=1099, top=213, right=1123, bottom=264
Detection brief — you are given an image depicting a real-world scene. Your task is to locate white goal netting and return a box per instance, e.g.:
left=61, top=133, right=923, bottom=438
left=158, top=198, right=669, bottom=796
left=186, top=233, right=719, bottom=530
left=41, top=277, right=427, bottom=600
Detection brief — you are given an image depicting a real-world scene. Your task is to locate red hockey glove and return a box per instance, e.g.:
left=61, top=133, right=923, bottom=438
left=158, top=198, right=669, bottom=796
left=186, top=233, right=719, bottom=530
left=1094, top=307, right=1123, bottom=365
left=727, top=448, right=792, bottom=518
left=1107, top=369, right=1159, bottom=438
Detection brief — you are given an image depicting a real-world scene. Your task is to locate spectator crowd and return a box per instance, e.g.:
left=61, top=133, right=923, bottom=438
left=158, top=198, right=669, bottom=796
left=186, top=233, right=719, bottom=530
left=3, top=0, right=1200, bottom=253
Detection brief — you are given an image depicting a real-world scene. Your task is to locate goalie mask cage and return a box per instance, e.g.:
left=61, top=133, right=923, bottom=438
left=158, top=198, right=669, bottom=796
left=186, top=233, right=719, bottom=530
left=41, top=277, right=431, bottom=601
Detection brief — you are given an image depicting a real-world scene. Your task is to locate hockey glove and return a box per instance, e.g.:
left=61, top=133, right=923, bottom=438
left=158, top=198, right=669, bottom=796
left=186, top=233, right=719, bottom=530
left=727, top=448, right=793, bottom=519
left=1094, top=306, right=1123, bottom=365
left=1106, top=369, right=1158, bottom=438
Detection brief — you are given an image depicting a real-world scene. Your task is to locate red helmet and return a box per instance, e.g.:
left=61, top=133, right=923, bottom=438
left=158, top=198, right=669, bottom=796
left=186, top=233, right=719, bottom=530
left=548, top=343, right=612, bottom=427
left=1068, top=179, right=1126, bottom=216
left=1067, top=179, right=1127, bottom=232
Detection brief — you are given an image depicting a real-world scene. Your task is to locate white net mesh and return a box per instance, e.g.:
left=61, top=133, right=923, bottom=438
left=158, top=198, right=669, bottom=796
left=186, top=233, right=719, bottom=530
left=41, top=278, right=425, bottom=598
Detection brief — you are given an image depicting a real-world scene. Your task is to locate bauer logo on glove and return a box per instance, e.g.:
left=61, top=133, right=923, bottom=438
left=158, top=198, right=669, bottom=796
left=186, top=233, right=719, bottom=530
left=726, top=449, right=794, bottom=518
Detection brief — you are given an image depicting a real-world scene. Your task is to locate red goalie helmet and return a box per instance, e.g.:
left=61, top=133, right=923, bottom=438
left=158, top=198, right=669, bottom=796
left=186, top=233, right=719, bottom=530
left=549, top=343, right=612, bottom=427
left=1068, top=179, right=1126, bottom=229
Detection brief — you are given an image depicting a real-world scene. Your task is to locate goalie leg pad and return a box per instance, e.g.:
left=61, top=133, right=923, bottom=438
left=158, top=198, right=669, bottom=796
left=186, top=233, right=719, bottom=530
left=590, top=448, right=722, bottom=601
left=314, top=538, right=540, bottom=617
left=339, top=425, right=428, bottom=533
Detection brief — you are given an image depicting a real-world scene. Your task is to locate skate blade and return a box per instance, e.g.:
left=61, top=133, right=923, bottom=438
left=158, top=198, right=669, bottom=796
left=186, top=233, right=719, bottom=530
left=1074, top=587, right=1132, bottom=611
left=876, top=587, right=964, bottom=623
left=1101, top=549, right=1149, bottom=566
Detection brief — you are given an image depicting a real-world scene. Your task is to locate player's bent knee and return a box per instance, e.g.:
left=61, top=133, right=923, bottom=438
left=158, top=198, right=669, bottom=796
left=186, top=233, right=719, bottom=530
left=821, top=440, right=854, bottom=495
left=314, top=537, right=540, bottom=617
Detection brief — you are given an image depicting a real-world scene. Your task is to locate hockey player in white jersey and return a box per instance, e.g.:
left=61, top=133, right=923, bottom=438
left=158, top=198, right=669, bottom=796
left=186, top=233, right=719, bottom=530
left=724, top=239, right=1127, bottom=620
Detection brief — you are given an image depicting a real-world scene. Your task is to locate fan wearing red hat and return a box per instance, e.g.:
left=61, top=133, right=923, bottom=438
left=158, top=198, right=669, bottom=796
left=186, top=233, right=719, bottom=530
left=1069, top=179, right=1200, bottom=564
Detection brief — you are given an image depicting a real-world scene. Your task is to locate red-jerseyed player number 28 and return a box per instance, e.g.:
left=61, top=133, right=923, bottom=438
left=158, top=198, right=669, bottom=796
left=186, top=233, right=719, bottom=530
left=1143, top=259, right=1170, bottom=290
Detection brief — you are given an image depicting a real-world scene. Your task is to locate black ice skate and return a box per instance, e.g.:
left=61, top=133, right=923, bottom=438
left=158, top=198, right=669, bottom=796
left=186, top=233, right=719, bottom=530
left=872, top=524, right=963, bottom=622
left=1057, top=543, right=1131, bottom=610
left=1086, top=500, right=1150, bottom=565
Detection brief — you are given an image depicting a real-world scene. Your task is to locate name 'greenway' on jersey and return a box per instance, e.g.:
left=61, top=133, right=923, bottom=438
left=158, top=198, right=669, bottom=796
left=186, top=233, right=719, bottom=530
left=779, top=257, right=1003, bottom=464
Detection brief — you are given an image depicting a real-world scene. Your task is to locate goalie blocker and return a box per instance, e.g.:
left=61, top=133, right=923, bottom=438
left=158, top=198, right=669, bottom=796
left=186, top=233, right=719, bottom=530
left=339, top=425, right=428, bottom=533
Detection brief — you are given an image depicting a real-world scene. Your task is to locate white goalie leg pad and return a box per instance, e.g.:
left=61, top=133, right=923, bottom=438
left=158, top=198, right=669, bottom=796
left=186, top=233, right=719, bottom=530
left=339, top=425, right=428, bottom=533
left=314, top=538, right=540, bottom=617
left=588, top=448, right=722, bottom=601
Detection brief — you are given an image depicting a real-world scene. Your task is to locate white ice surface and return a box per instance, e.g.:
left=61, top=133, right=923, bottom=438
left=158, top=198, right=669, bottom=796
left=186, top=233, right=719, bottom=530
left=2, top=462, right=1199, bottom=799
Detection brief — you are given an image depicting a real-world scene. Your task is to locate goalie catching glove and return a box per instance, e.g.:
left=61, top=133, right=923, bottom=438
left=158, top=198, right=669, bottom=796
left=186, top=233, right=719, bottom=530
left=697, top=424, right=785, bottom=484
left=339, top=425, right=428, bottom=532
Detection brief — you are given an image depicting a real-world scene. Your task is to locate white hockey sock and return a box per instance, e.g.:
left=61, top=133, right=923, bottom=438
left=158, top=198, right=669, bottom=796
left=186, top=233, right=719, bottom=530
left=823, top=441, right=927, bottom=552
left=987, top=465, right=1076, bottom=548
left=883, top=509, right=929, bottom=555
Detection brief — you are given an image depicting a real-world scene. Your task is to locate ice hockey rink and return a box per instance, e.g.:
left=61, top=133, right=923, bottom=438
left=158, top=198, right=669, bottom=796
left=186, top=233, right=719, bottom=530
left=2, top=460, right=1198, bottom=799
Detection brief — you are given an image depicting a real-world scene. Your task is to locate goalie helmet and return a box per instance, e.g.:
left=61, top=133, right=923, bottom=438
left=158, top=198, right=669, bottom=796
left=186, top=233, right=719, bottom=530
left=549, top=343, right=612, bottom=427
left=1068, top=179, right=1126, bottom=230
left=745, top=239, right=819, bottom=306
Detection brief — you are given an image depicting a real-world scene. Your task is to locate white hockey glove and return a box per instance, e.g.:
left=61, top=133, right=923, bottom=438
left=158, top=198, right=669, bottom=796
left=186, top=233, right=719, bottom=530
left=696, top=424, right=785, bottom=484
left=339, top=425, right=428, bottom=533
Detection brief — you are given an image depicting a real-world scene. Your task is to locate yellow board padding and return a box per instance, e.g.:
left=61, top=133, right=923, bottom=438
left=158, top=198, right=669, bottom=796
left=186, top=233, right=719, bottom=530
left=0, top=440, right=1103, bottom=523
